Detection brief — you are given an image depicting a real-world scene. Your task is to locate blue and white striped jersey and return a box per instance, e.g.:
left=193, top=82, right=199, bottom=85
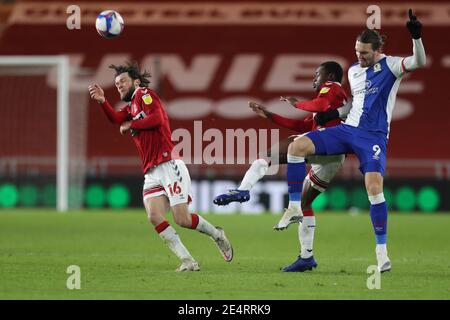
left=345, top=55, right=406, bottom=136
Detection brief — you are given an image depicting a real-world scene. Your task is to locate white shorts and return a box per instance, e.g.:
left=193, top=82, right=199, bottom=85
left=292, top=133, right=345, bottom=192
left=305, top=154, right=345, bottom=192
left=143, top=159, right=192, bottom=207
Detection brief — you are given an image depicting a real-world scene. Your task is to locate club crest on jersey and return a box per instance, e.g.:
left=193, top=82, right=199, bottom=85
left=374, top=63, right=382, bottom=72
left=142, top=94, right=153, bottom=105
left=319, top=87, right=330, bottom=94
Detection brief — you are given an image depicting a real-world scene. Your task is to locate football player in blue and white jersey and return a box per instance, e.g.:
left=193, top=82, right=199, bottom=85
left=281, top=9, right=426, bottom=273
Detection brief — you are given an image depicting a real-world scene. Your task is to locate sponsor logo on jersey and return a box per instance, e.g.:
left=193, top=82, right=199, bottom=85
left=374, top=63, right=382, bottom=72
left=319, top=87, right=330, bottom=94
left=142, top=94, right=153, bottom=105
left=133, top=110, right=146, bottom=120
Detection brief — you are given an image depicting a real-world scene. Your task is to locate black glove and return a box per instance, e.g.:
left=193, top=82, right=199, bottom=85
left=314, top=109, right=339, bottom=126
left=406, top=9, right=422, bottom=39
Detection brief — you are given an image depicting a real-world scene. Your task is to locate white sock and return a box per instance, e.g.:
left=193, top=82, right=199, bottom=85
left=195, top=215, right=221, bottom=239
left=238, top=158, right=269, bottom=191
left=158, top=225, right=193, bottom=261
left=299, top=216, right=315, bottom=259
left=376, top=244, right=388, bottom=257
left=288, top=201, right=301, bottom=211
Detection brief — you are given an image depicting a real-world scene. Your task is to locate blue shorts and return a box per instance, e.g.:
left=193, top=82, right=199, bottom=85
left=305, top=124, right=388, bottom=175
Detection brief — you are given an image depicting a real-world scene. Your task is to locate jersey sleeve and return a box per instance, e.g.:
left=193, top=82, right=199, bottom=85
left=269, top=113, right=314, bottom=133
left=402, top=39, right=427, bottom=72
left=295, top=97, right=330, bottom=112
left=386, top=56, right=407, bottom=78
left=99, top=100, right=130, bottom=124
left=295, top=83, right=338, bottom=112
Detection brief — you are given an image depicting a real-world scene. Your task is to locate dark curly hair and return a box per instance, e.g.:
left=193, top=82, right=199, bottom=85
left=320, top=61, right=344, bottom=83
left=109, top=60, right=151, bottom=87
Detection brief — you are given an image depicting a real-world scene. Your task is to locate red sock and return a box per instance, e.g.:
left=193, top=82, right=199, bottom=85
left=303, top=209, right=315, bottom=217
left=154, top=221, right=169, bottom=233
left=190, top=213, right=199, bottom=229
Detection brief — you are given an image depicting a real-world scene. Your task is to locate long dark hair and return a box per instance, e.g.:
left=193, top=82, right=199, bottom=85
left=109, top=60, right=151, bottom=87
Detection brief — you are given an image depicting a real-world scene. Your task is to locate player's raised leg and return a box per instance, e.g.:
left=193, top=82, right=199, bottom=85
left=365, top=172, right=391, bottom=273
left=144, top=195, right=199, bottom=272
left=213, top=136, right=293, bottom=206
left=274, top=136, right=315, bottom=230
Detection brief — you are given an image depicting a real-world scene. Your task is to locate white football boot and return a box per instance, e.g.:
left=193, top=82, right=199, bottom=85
left=273, top=207, right=303, bottom=231
left=376, top=245, right=391, bottom=273
left=212, top=227, right=233, bottom=262
left=176, top=258, right=200, bottom=272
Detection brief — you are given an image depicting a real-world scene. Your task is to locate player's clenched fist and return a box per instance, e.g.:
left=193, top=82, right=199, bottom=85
left=119, top=121, right=132, bottom=135
left=406, top=9, right=422, bottom=39
left=88, top=84, right=106, bottom=104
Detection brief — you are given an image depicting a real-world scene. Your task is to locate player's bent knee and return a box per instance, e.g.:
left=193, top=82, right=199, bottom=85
left=365, top=179, right=383, bottom=196
left=288, top=137, right=315, bottom=156
left=366, top=184, right=383, bottom=196
left=365, top=173, right=383, bottom=196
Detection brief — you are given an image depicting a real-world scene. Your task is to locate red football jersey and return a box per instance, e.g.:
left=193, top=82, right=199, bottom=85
left=125, top=88, right=174, bottom=173
left=296, top=81, right=348, bottom=131
left=269, top=81, right=347, bottom=134
left=100, top=87, right=174, bottom=173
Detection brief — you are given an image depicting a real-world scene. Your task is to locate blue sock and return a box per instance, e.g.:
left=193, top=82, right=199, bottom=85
left=287, top=155, right=306, bottom=204
left=369, top=194, right=388, bottom=245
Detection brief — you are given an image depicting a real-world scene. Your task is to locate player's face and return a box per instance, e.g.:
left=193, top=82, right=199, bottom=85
left=355, top=41, right=379, bottom=68
left=115, top=73, right=135, bottom=102
left=313, top=66, right=327, bottom=92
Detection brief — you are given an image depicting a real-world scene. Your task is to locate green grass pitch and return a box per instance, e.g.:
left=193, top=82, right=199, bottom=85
left=0, top=209, right=449, bottom=299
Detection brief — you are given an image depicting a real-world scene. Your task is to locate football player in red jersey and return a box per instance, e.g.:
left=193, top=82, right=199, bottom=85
left=89, top=61, right=233, bottom=272
left=213, top=61, right=349, bottom=270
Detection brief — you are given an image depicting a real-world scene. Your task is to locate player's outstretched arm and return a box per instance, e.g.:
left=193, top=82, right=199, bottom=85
left=248, top=100, right=313, bottom=133
left=88, top=84, right=129, bottom=124
left=403, top=9, right=426, bottom=71
left=281, top=94, right=332, bottom=113
left=295, top=97, right=330, bottom=112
